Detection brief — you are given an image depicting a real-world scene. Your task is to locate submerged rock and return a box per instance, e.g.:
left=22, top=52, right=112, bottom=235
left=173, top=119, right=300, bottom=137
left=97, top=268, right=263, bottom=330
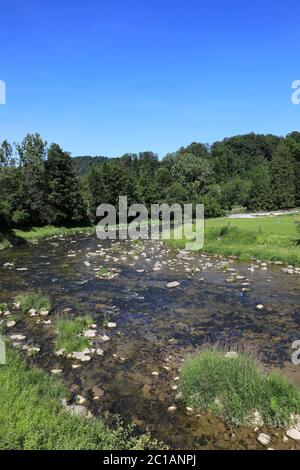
left=167, top=405, right=177, bottom=412
left=51, top=369, right=63, bottom=375
left=167, top=281, right=180, bottom=288
left=10, top=334, right=26, bottom=341
left=84, top=329, right=96, bottom=338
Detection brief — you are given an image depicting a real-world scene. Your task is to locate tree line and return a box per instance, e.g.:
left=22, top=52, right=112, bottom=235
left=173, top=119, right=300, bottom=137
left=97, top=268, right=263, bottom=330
left=0, top=131, right=299, bottom=229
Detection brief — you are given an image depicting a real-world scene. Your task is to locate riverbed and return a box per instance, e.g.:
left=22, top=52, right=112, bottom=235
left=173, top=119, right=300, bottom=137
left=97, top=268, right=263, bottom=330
left=0, top=234, right=300, bottom=449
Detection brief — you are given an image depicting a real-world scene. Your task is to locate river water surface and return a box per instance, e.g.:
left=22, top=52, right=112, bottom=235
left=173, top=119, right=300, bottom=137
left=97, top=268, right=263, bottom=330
left=0, top=234, right=300, bottom=449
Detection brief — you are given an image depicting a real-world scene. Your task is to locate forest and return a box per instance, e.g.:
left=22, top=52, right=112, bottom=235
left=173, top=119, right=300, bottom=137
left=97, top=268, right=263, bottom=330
left=0, top=131, right=299, bottom=230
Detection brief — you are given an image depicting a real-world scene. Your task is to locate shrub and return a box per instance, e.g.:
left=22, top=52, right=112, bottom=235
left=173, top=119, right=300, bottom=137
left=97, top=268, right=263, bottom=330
left=180, top=349, right=300, bottom=426
left=11, top=210, right=30, bottom=228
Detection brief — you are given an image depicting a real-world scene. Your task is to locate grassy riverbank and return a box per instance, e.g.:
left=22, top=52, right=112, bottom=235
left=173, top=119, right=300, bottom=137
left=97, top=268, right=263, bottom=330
left=0, top=345, right=158, bottom=450
left=169, top=214, right=300, bottom=266
left=1, top=214, right=300, bottom=266
left=0, top=225, right=94, bottom=250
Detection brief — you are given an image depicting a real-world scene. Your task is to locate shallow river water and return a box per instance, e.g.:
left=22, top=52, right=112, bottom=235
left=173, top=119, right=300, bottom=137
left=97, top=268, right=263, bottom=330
left=0, top=234, right=300, bottom=449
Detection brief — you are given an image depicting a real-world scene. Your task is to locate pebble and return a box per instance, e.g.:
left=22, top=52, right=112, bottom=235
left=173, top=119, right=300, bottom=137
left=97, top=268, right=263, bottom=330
left=100, top=335, right=110, bottom=342
left=84, top=329, right=96, bottom=338
left=225, top=351, right=238, bottom=358
left=10, top=334, right=26, bottom=341
left=6, top=320, right=16, bottom=328
left=167, top=281, right=180, bottom=288
left=55, top=348, right=65, bottom=356
left=257, top=433, right=271, bottom=446
left=256, top=304, right=264, bottom=310
left=76, top=395, right=86, bottom=405
left=51, top=369, right=63, bottom=375
left=167, top=405, right=177, bottom=412
left=151, top=371, right=159, bottom=376
left=286, top=428, right=300, bottom=440
left=40, top=309, right=49, bottom=316
left=28, top=308, right=37, bottom=316
left=107, top=322, right=117, bottom=328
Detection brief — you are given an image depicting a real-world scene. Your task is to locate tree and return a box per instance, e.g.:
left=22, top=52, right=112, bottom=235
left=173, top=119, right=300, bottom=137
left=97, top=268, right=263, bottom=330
left=270, top=143, right=295, bottom=209
left=0, top=140, right=13, bottom=167
left=247, top=164, right=273, bottom=211
left=16, top=133, right=49, bottom=225
left=45, top=143, right=87, bottom=226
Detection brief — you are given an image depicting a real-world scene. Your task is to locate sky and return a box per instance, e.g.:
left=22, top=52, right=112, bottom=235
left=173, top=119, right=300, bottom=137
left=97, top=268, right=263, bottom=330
left=0, top=0, right=300, bottom=157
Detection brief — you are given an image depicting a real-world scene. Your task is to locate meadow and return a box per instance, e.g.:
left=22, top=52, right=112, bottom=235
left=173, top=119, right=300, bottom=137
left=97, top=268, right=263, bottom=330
left=169, top=213, right=300, bottom=266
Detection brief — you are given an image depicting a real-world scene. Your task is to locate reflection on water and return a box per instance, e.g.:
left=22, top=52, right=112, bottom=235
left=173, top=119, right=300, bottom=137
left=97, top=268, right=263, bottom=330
left=0, top=234, right=300, bottom=449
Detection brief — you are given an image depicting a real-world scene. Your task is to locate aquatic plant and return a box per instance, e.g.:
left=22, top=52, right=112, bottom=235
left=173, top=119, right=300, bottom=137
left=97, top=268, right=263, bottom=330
left=16, top=292, right=51, bottom=313
left=180, top=348, right=300, bottom=427
left=55, top=315, right=93, bottom=353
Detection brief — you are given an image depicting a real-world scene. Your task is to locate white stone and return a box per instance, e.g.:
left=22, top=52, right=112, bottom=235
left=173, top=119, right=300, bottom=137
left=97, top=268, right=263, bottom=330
left=10, top=334, right=26, bottom=341
left=167, top=405, right=177, bottom=412
left=6, top=320, right=16, bottom=328
left=225, top=351, right=238, bottom=358
left=83, top=329, right=96, bottom=338
left=107, top=322, right=117, bottom=328
left=286, top=428, right=300, bottom=440
left=55, top=348, right=65, bottom=356
left=51, top=369, right=63, bottom=375
left=40, top=309, right=49, bottom=316
left=96, top=348, right=104, bottom=356
left=76, top=395, right=86, bottom=405
left=257, top=433, right=271, bottom=446
left=256, top=304, right=264, bottom=310
left=167, top=281, right=180, bottom=288
left=100, top=335, right=110, bottom=342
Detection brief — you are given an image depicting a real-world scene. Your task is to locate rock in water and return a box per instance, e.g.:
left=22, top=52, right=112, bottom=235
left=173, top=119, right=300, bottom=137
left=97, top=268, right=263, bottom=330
left=167, top=281, right=180, bottom=288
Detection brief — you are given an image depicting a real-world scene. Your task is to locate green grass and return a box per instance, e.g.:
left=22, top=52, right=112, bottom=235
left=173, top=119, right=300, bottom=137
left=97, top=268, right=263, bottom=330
left=168, top=214, right=300, bottom=266
left=16, top=292, right=52, bottom=313
left=55, top=315, right=93, bottom=353
left=13, top=225, right=94, bottom=241
left=0, top=303, right=7, bottom=313
left=0, top=345, right=160, bottom=450
left=180, top=349, right=300, bottom=427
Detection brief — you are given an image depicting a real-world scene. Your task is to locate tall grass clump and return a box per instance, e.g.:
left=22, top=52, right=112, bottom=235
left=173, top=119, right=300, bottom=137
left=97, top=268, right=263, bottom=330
left=16, top=292, right=51, bottom=313
left=180, top=349, right=300, bottom=427
left=55, top=315, right=93, bottom=353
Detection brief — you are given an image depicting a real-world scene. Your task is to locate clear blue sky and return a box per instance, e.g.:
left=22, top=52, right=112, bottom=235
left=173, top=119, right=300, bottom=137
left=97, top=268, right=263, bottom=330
left=0, top=0, right=299, bottom=157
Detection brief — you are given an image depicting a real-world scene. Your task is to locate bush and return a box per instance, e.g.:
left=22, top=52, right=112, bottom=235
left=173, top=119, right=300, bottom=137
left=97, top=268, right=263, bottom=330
left=11, top=210, right=30, bottom=228
left=180, top=349, right=300, bottom=426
